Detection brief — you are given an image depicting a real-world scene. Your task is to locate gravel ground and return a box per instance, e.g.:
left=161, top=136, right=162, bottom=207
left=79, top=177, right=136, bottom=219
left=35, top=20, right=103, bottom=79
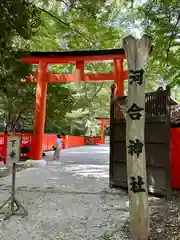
left=0, top=146, right=179, bottom=240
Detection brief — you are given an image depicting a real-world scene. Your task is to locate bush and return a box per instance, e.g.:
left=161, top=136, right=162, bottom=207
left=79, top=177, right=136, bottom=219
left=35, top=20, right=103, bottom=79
left=21, top=146, right=30, bottom=154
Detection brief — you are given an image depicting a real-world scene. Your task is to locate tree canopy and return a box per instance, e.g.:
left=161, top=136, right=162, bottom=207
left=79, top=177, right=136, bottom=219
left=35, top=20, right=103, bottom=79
left=0, top=0, right=40, bottom=131
left=1, top=0, right=180, bottom=135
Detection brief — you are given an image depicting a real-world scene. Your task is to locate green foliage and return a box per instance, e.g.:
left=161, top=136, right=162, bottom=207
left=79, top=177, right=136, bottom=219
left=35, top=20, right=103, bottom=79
left=27, top=0, right=126, bottom=135
left=0, top=0, right=75, bottom=132
left=0, top=0, right=41, bottom=130
left=45, top=83, right=74, bottom=133
left=0, top=0, right=40, bottom=45
left=2, top=0, right=180, bottom=136
left=138, top=0, right=180, bottom=89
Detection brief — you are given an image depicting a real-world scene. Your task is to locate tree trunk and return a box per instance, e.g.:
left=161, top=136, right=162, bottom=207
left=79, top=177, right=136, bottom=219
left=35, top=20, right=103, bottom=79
left=123, top=35, right=152, bottom=239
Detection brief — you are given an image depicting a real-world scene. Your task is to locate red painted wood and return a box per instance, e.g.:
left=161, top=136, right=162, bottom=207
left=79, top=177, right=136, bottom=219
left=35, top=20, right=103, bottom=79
left=22, top=71, right=128, bottom=83
left=93, top=136, right=102, bottom=144
left=0, top=133, right=87, bottom=164
left=84, top=136, right=102, bottom=145
left=76, top=61, right=84, bottom=81
left=171, top=128, right=180, bottom=189
left=20, top=51, right=127, bottom=156
left=65, top=136, right=85, bottom=148
left=21, top=54, right=125, bottom=64
left=114, top=58, right=124, bottom=96
left=96, top=118, right=110, bottom=144
left=31, top=62, right=48, bottom=160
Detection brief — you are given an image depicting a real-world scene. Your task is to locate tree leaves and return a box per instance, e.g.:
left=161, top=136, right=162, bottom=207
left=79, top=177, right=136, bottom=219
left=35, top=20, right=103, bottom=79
left=139, top=0, right=180, bottom=89
left=26, top=0, right=126, bottom=134
left=4, top=0, right=180, bottom=135
left=0, top=0, right=40, bottom=130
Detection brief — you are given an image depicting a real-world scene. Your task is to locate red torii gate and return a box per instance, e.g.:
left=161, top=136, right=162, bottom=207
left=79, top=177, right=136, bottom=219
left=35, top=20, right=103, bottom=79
left=20, top=49, right=127, bottom=161
left=95, top=117, right=110, bottom=144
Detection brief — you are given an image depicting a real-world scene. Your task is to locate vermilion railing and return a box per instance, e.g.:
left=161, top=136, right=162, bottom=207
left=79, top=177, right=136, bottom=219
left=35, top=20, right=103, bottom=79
left=0, top=133, right=32, bottom=164
left=84, top=136, right=102, bottom=145
left=0, top=133, right=101, bottom=164
left=63, top=136, right=85, bottom=148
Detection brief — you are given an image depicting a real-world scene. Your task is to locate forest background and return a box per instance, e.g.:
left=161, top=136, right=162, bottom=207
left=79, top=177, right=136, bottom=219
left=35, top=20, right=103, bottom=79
left=0, top=0, right=180, bottom=136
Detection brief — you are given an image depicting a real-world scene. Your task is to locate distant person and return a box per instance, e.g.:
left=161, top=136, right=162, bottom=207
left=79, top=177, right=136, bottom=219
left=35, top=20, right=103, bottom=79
left=53, top=134, right=63, bottom=160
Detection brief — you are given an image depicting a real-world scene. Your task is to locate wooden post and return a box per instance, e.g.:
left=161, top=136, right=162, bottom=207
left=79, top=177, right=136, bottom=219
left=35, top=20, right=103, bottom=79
left=123, top=35, right=152, bottom=239
left=31, top=61, right=48, bottom=160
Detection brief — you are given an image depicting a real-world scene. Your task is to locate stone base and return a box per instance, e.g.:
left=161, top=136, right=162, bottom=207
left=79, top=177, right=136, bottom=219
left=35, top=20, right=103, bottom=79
left=24, top=159, right=47, bottom=168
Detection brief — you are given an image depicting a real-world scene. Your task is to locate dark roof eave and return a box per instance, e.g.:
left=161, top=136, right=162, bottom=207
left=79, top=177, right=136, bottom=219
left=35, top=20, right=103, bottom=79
left=21, top=49, right=125, bottom=58
left=170, top=97, right=179, bottom=105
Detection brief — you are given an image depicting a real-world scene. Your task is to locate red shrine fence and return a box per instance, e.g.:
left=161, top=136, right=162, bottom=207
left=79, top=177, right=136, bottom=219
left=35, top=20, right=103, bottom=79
left=0, top=134, right=102, bottom=163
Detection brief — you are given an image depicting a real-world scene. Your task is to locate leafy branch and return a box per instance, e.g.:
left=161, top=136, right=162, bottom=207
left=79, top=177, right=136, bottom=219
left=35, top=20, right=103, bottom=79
left=91, top=83, right=104, bottom=100
left=166, top=13, right=180, bottom=63
left=35, top=5, right=95, bottom=46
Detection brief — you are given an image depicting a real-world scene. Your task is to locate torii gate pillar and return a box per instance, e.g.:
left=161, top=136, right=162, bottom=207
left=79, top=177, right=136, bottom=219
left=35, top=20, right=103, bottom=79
left=114, top=58, right=124, bottom=97
left=101, top=120, right=105, bottom=144
left=96, top=118, right=110, bottom=144
left=30, top=62, right=48, bottom=161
